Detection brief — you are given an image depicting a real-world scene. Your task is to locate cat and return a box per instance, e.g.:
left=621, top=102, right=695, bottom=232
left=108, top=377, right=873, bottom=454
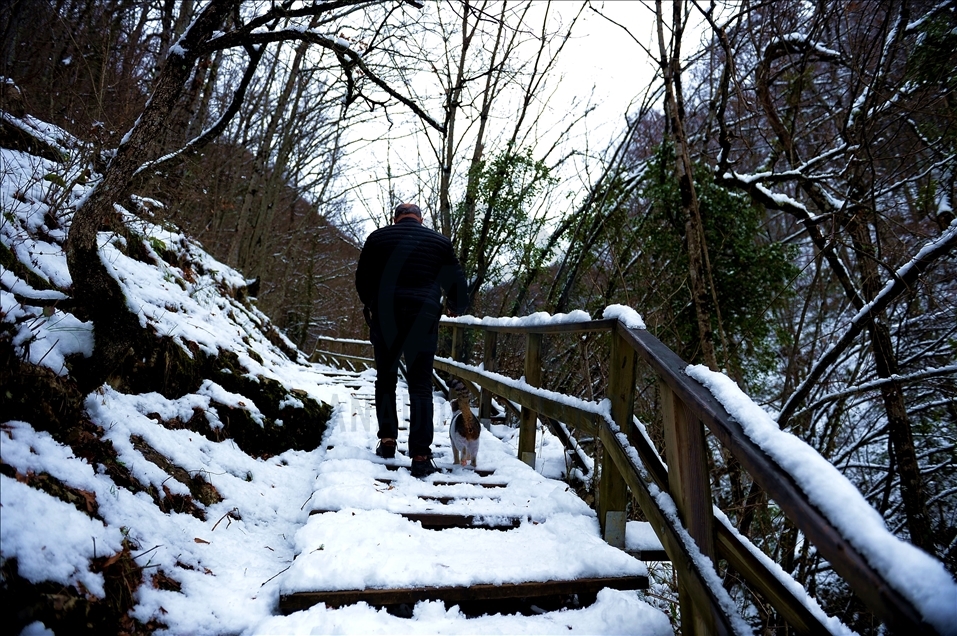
left=448, top=378, right=480, bottom=467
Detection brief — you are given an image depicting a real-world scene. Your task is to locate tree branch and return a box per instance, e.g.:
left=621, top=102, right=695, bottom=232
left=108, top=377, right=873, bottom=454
left=778, top=219, right=957, bottom=427
left=131, top=44, right=265, bottom=187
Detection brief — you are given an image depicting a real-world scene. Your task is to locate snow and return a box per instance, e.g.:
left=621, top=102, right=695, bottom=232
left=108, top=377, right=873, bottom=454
left=19, top=623, right=55, bottom=636
left=0, top=473, right=123, bottom=598
left=687, top=365, right=957, bottom=636
left=712, top=509, right=856, bottom=636
left=646, top=481, right=754, bottom=636
left=1, top=123, right=672, bottom=634
left=768, top=33, right=840, bottom=59
left=602, top=304, right=646, bottom=329
left=443, top=309, right=592, bottom=328
left=253, top=588, right=673, bottom=635
left=4, top=109, right=951, bottom=635
left=625, top=521, right=664, bottom=554
left=286, top=511, right=644, bottom=591
left=754, top=182, right=811, bottom=214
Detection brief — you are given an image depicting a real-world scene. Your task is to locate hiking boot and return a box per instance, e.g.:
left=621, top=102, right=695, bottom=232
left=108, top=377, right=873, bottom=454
left=411, top=455, right=438, bottom=478
left=375, top=438, right=396, bottom=459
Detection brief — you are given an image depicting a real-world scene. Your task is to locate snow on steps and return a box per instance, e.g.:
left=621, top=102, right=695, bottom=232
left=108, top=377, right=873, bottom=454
left=278, top=379, right=666, bottom=624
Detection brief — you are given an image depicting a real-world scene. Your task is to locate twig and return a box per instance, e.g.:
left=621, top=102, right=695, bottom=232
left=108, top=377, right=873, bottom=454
left=132, top=544, right=163, bottom=561
left=211, top=507, right=239, bottom=531
left=300, top=492, right=314, bottom=510
left=260, top=564, right=291, bottom=587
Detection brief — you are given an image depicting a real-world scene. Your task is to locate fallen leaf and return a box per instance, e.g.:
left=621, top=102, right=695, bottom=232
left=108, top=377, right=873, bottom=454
left=194, top=537, right=209, bottom=544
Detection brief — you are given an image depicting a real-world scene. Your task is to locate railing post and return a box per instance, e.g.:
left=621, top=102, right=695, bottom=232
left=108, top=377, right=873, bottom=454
left=479, top=330, right=497, bottom=430
left=598, top=326, right=637, bottom=548
left=518, top=332, right=542, bottom=467
left=450, top=325, right=465, bottom=363
left=661, top=380, right=716, bottom=636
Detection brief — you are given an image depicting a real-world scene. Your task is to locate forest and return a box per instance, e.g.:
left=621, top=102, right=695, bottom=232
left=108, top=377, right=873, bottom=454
left=1, top=0, right=955, bottom=634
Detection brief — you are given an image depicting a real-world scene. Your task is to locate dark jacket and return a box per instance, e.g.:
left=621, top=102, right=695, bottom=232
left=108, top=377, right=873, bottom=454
left=355, top=218, right=468, bottom=319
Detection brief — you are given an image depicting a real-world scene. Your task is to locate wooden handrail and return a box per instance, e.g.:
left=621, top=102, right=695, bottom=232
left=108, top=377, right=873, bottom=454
left=434, top=357, right=740, bottom=634
left=616, top=323, right=930, bottom=634
left=316, top=316, right=939, bottom=635
left=312, top=350, right=374, bottom=365
left=440, top=317, right=617, bottom=334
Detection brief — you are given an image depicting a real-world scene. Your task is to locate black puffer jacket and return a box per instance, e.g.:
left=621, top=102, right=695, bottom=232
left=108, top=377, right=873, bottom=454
left=355, top=218, right=468, bottom=317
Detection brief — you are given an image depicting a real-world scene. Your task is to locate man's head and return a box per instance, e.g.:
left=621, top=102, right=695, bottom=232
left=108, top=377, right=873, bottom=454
left=393, top=203, right=423, bottom=224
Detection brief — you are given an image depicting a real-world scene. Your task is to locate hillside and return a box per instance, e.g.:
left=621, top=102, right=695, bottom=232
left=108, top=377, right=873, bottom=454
left=1, top=110, right=342, bottom=634
left=1, top=110, right=677, bottom=636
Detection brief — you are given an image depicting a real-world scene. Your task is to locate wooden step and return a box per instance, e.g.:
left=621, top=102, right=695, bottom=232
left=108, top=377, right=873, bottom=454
left=417, top=494, right=501, bottom=504
left=382, top=463, right=495, bottom=477
left=374, top=477, right=508, bottom=488
left=279, top=575, right=648, bottom=613
left=310, top=509, right=523, bottom=530
left=627, top=548, right=670, bottom=561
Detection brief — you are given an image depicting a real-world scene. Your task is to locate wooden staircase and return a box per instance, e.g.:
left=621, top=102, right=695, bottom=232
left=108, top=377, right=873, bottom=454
left=302, top=318, right=954, bottom=635
left=278, top=382, right=651, bottom=616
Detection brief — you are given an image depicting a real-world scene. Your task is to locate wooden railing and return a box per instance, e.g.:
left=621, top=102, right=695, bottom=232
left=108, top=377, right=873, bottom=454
left=315, top=317, right=938, bottom=635
left=311, top=335, right=375, bottom=372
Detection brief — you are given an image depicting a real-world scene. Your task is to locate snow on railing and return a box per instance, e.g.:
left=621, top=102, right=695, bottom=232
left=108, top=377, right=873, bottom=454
left=316, top=306, right=955, bottom=635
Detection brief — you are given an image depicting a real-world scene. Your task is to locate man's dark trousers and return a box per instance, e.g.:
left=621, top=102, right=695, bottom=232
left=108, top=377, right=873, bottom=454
left=370, top=298, right=439, bottom=458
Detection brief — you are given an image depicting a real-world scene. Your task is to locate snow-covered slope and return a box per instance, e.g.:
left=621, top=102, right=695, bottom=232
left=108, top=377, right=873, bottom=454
left=0, top=114, right=345, bottom=634
left=1, top=114, right=674, bottom=635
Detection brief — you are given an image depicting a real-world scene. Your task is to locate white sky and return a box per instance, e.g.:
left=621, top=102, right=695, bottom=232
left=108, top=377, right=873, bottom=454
left=339, top=1, right=671, bottom=238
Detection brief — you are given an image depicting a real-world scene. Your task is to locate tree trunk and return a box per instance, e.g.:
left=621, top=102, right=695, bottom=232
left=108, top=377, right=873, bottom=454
left=845, top=211, right=936, bottom=555
left=656, top=0, right=718, bottom=370
left=65, top=0, right=235, bottom=388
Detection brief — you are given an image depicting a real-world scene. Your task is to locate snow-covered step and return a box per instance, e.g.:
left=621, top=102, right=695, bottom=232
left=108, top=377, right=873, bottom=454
left=279, top=509, right=648, bottom=612
left=311, top=508, right=524, bottom=530
left=280, top=574, right=648, bottom=614
left=626, top=520, right=669, bottom=561
left=275, top=371, right=669, bottom=630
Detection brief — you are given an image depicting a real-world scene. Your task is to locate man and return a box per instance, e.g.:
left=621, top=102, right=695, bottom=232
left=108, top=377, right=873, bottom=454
left=355, top=203, right=468, bottom=477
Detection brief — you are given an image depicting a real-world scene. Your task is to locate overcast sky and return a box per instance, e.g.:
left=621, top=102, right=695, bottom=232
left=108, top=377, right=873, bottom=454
left=340, top=1, right=706, bottom=238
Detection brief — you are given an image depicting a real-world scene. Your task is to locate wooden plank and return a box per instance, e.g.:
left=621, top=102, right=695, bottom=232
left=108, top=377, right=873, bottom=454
left=598, top=421, right=736, bottom=636
left=311, top=350, right=375, bottom=365
left=309, top=509, right=522, bottom=530
left=518, top=332, right=542, bottom=466
left=416, top=494, right=501, bottom=504
left=280, top=575, right=648, bottom=613
left=439, top=317, right=617, bottom=335
left=661, top=382, right=716, bottom=636
left=479, top=330, right=498, bottom=426
left=618, top=323, right=930, bottom=634
left=315, top=335, right=373, bottom=348
left=433, top=358, right=599, bottom=435
left=451, top=325, right=466, bottom=363
left=381, top=463, right=495, bottom=478
left=627, top=549, right=671, bottom=561
left=599, top=329, right=638, bottom=547
left=598, top=447, right=627, bottom=547
left=628, top=414, right=832, bottom=636
left=372, top=477, right=509, bottom=489
left=714, top=519, right=828, bottom=636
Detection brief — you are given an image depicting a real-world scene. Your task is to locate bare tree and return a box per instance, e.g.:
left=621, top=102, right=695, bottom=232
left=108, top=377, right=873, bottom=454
left=63, top=0, right=444, bottom=387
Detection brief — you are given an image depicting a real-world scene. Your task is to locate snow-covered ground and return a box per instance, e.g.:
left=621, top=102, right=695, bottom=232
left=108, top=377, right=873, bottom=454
left=5, top=110, right=954, bottom=636
left=1, top=118, right=672, bottom=635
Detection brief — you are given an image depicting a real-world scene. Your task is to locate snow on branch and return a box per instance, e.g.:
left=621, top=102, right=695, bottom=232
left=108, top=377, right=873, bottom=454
left=687, top=365, right=957, bottom=635
left=764, top=33, right=841, bottom=61
left=778, top=218, right=957, bottom=427
left=792, top=365, right=957, bottom=421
